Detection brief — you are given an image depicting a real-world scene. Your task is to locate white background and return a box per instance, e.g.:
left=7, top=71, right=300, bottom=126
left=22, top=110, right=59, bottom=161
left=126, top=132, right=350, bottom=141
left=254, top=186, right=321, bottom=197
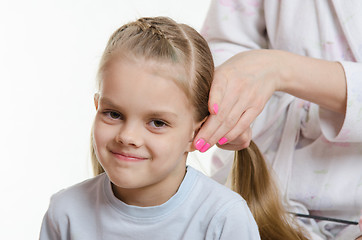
left=0, top=0, right=211, bottom=238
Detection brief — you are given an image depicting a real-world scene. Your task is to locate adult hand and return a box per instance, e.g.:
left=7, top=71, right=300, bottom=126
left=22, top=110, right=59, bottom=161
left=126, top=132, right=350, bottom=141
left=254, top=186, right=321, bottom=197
left=194, top=49, right=285, bottom=152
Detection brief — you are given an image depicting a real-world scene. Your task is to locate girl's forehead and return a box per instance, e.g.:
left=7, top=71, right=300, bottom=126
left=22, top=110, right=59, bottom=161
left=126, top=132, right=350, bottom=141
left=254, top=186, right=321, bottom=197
left=109, top=53, right=185, bottom=72
left=136, top=56, right=187, bottom=79
left=101, top=55, right=191, bottom=96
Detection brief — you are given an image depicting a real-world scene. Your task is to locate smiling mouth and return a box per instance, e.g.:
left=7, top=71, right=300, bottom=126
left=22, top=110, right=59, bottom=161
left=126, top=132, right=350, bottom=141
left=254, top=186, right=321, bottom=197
left=111, top=151, right=148, bottom=162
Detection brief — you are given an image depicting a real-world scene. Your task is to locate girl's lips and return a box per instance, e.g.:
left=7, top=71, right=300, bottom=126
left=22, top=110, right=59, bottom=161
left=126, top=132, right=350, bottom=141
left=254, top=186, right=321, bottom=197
left=111, top=151, right=148, bottom=162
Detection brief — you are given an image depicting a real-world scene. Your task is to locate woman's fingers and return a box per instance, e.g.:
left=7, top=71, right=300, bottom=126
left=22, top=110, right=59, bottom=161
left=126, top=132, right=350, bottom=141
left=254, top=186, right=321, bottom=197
left=194, top=73, right=263, bottom=152
left=194, top=50, right=281, bottom=153
left=217, top=109, right=258, bottom=146
left=205, top=103, right=247, bottom=148
left=194, top=114, right=223, bottom=152
left=212, top=107, right=257, bottom=151
left=217, top=128, right=252, bottom=151
left=194, top=97, right=246, bottom=152
left=194, top=71, right=241, bottom=152
left=194, top=103, right=257, bottom=152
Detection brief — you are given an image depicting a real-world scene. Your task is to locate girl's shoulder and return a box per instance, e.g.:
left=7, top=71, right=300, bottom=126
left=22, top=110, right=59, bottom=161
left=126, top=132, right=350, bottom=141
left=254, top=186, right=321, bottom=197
left=40, top=174, right=110, bottom=239
left=187, top=166, right=246, bottom=205
left=47, top=173, right=107, bottom=215
left=186, top=167, right=260, bottom=238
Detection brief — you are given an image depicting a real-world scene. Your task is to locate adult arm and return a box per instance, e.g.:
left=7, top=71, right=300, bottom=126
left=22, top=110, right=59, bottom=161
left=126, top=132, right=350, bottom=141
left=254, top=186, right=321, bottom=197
left=194, top=0, right=362, bottom=152
left=196, top=49, right=347, bottom=151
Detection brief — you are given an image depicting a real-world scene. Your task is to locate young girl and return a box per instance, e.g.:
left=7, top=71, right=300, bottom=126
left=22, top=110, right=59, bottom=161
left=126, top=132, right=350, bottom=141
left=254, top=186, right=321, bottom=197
left=39, top=17, right=260, bottom=239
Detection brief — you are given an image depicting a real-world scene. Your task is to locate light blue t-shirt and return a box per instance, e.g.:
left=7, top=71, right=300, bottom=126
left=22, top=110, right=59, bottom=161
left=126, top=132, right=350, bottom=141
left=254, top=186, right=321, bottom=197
left=40, top=166, right=260, bottom=239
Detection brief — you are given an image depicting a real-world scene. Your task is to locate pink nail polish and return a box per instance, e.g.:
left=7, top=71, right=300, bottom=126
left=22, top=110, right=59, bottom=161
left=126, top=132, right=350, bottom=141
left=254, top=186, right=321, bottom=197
left=200, top=143, right=210, bottom=153
left=218, top=137, right=228, bottom=145
left=195, top=139, right=205, bottom=150
left=213, top=103, right=218, bottom=114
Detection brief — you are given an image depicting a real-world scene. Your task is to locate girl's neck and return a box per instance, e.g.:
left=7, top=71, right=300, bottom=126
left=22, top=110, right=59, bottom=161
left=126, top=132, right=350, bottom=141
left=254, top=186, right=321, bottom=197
left=111, top=167, right=187, bottom=207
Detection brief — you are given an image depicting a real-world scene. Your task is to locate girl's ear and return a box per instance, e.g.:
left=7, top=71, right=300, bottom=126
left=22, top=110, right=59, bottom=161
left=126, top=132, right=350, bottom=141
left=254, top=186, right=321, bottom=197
left=94, top=93, right=100, bottom=110
left=186, top=116, right=208, bottom=152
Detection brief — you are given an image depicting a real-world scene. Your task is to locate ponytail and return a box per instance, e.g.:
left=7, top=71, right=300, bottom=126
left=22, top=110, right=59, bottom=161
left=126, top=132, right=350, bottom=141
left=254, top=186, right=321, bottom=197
left=232, top=141, right=309, bottom=240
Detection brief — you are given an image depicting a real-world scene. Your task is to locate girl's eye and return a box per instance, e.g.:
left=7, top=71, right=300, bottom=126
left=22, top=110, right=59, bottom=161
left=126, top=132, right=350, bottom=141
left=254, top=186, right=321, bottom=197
left=149, top=120, right=167, bottom=128
left=106, top=111, right=121, bottom=120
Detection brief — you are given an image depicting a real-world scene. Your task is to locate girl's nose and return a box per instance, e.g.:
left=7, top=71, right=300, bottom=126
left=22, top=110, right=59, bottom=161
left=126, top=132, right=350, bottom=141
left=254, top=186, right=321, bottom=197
left=115, top=123, right=143, bottom=147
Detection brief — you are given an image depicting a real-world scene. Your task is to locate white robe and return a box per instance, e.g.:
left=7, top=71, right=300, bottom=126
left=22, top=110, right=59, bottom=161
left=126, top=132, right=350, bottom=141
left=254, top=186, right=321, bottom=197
left=188, top=0, right=362, bottom=239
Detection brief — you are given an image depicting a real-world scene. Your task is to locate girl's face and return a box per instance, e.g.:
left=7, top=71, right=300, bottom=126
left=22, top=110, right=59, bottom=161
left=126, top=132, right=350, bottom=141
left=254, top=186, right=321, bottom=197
left=93, top=57, right=201, bottom=206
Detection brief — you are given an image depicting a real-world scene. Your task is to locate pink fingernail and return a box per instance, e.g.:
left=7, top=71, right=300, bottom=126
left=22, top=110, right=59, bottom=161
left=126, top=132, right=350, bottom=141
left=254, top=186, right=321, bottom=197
left=200, top=143, right=210, bottom=153
left=213, top=103, right=218, bottom=114
left=195, top=139, right=205, bottom=150
left=218, top=137, right=228, bottom=145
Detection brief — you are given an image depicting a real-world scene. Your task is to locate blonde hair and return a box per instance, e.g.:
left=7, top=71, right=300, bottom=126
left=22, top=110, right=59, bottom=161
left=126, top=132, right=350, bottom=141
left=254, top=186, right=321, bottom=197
left=91, top=16, right=308, bottom=240
left=233, top=142, right=309, bottom=239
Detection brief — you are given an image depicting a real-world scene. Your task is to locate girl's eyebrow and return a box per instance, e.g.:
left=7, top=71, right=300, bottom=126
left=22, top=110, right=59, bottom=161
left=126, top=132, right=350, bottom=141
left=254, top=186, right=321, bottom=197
left=100, top=97, right=178, bottom=119
left=99, top=97, right=121, bottom=109
left=148, top=112, right=178, bottom=120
